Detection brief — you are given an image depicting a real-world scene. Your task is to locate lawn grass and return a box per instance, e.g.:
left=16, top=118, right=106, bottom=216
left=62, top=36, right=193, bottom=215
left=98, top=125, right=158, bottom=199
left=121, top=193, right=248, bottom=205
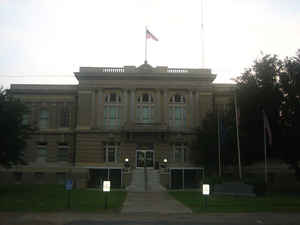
left=169, top=191, right=300, bottom=213
left=0, top=184, right=127, bottom=212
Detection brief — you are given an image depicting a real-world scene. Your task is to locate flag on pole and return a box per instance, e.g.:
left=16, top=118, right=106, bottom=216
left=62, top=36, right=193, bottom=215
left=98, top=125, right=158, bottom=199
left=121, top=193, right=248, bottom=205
left=146, top=29, right=159, bottom=41
left=263, top=110, right=272, bottom=145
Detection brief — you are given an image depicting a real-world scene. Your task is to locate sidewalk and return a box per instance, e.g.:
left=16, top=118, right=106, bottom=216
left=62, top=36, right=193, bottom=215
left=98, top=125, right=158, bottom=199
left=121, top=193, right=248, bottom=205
left=121, top=192, right=192, bottom=214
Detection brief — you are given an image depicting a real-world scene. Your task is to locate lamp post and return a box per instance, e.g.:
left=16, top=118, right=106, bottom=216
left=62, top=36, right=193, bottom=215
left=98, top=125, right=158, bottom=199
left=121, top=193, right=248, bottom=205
left=163, top=158, right=168, bottom=171
left=124, top=158, right=129, bottom=171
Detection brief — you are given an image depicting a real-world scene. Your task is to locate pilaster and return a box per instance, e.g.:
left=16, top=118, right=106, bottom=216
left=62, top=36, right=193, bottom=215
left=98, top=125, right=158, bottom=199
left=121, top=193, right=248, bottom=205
left=97, top=89, right=103, bottom=128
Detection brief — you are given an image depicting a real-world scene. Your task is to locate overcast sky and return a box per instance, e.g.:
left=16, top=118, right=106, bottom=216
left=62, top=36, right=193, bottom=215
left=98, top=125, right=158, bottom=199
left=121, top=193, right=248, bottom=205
left=1, top=0, right=300, bottom=89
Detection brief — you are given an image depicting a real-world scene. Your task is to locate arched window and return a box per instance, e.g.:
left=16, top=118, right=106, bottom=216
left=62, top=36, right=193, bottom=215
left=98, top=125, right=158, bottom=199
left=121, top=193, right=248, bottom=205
left=169, top=94, right=186, bottom=128
left=39, top=109, right=49, bottom=129
left=104, top=92, right=122, bottom=128
left=136, top=93, right=155, bottom=123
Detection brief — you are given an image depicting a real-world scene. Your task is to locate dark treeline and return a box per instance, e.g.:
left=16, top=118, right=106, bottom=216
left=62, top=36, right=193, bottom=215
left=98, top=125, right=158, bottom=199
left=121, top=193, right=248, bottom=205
left=196, top=50, right=300, bottom=180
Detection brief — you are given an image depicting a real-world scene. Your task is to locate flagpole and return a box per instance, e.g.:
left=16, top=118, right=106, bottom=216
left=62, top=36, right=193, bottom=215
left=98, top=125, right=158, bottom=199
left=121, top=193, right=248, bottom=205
left=263, top=111, right=268, bottom=185
left=145, top=26, right=147, bottom=63
left=234, top=92, right=242, bottom=180
left=217, top=111, right=222, bottom=177
left=201, top=0, right=205, bottom=68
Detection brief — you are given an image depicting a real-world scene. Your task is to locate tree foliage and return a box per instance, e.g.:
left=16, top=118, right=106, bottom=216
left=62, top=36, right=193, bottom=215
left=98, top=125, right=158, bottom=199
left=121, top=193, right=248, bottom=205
left=197, top=50, right=300, bottom=179
left=0, top=88, right=32, bottom=168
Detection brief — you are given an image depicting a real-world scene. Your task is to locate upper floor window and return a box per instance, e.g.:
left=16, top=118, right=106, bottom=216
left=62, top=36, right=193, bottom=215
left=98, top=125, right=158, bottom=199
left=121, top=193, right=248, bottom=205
left=39, top=109, right=49, bottom=129
left=60, top=106, right=70, bottom=128
left=104, top=92, right=121, bottom=128
left=136, top=93, right=154, bottom=123
left=169, top=94, right=186, bottom=128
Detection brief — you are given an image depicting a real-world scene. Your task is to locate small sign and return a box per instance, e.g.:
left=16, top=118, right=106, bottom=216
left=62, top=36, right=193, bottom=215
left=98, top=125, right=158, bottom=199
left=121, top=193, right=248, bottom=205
left=65, top=179, right=73, bottom=190
left=202, top=184, right=210, bottom=195
left=103, top=181, right=111, bottom=192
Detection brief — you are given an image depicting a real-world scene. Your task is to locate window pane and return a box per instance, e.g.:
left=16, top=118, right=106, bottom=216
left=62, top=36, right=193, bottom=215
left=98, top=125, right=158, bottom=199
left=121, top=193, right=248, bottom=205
left=110, top=93, right=116, bottom=102
left=22, top=114, right=29, bottom=125
left=142, top=93, right=149, bottom=102
left=57, top=145, right=69, bottom=162
left=39, top=110, right=49, bottom=129
left=37, top=145, right=47, bottom=162
left=108, top=147, right=115, bottom=162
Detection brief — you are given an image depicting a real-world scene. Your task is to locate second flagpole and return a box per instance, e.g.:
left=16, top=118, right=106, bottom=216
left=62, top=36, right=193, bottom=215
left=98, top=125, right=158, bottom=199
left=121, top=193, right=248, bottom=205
left=145, top=27, right=147, bottom=63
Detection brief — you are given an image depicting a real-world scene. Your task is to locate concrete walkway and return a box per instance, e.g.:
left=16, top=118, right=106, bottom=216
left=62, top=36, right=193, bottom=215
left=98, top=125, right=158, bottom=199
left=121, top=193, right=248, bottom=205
left=121, top=192, right=192, bottom=214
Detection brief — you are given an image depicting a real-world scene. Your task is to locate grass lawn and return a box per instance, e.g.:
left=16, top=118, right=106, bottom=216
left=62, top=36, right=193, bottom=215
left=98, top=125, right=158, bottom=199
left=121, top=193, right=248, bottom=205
left=169, top=191, right=300, bottom=213
left=0, top=184, right=127, bottom=212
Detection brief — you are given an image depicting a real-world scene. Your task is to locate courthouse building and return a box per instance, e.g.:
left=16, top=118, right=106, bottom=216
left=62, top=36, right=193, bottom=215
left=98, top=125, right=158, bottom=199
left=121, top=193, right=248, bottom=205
left=2, top=62, right=234, bottom=188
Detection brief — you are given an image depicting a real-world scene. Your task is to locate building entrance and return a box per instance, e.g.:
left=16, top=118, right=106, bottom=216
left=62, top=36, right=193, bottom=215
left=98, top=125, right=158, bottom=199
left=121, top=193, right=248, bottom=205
left=136, top=150, right=154, bottom=168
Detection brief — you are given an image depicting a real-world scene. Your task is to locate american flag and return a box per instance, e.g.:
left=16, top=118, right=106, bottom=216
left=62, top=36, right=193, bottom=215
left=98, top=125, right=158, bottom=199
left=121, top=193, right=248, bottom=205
left=263, top=110, right=272, bottom=145
left=146, top=29, right=158, bottom=41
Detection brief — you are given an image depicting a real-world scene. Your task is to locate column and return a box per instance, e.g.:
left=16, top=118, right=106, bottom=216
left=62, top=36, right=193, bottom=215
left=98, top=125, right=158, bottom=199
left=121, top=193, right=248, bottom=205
left=195, top=90, right=200, bottom=126
left=156, top=89, right=161, bottom=123
left=189, top=90, right=194, bottom=128
left=97, top=89, right=103, bottom=128
left=163, top=90, right=168, bottom=125
left=130, top=89, right=136, bottom=122
left=122, top=89, right=128, bottom=125
left=90, top=90, right=96, bottom=128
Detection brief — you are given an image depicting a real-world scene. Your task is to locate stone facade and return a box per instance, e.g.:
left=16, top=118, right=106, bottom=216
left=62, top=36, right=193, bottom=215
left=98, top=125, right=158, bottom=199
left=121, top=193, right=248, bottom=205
left=2, top=63, right=234, bottom=188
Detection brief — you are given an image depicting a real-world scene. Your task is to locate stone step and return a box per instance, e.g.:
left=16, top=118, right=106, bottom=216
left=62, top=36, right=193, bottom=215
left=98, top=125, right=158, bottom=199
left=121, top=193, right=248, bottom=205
left=127, top=169, right=166, bottom=192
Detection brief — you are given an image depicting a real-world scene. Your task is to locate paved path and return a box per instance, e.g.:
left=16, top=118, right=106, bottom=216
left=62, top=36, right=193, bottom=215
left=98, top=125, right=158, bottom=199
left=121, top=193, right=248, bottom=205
left=121, top=192, right=192, bottom=214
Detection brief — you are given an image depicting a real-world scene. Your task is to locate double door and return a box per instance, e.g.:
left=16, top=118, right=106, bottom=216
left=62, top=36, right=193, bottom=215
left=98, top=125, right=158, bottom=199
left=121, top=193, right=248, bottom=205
left=136, top=150, right=154, bottom=168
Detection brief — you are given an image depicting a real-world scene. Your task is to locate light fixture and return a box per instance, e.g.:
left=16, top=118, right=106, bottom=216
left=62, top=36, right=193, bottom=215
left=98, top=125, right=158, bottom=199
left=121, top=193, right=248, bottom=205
left=125, top=158, right=129, bottom=162
left=163, top=158, right=168, bottom=163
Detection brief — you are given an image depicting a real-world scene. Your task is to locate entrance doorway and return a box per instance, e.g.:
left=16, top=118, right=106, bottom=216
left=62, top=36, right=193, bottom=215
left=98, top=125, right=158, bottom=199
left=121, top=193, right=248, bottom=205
left=136, top=150, right=154, bottom=168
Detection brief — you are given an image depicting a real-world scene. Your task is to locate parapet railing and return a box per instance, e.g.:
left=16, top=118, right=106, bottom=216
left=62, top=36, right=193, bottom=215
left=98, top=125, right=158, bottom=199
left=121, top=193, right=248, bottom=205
left=80, top=66, right=210, bottom=74
left=167, top=68, right=189, bottom=73
left=80, top=67, right=125, bottom=73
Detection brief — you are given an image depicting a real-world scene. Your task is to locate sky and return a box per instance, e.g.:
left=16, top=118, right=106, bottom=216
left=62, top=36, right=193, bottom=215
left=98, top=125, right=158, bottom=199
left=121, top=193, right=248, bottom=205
left=1, top=0, right=300, bottom=89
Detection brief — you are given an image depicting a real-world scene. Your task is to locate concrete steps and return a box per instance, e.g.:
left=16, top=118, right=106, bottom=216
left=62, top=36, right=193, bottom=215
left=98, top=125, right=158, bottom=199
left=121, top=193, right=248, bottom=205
left=126, top=168, right=166, bottom=192
left=126, top=169, right=145, bottom=192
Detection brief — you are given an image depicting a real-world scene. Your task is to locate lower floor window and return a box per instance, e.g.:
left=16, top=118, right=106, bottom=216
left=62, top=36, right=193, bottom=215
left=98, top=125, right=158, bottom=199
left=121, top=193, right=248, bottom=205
left=57, top=144, right=69, bottom=162
left=35, top=172, right=45, bottom=183
left=173, top=143, right=187, bottom=163
left=104, top=143, right=120, bottom=163
left=13, top=172, right=22, bottom=183
left=36, top=144, right=47, bottom=163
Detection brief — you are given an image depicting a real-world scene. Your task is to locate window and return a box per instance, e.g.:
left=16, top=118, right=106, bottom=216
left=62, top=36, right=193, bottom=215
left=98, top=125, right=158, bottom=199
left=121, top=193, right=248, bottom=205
left=56, top=172, right=66, bottom=184
left=36, top=143, right=47, bottom=163
left=173, top=143, right=187, bottom=163
left=60, top=106, right=70, bottom=127
left=39, top=109, right=49, bottom=129
left=169, top=94, right=186, bottom=128
left=35, top=172, right=44, bottom=183
left=57, top=144, right=69, bottom=162
left=104, top=93, right=121, bottom=128
left=136, top=93, right=154, bottom=123
left=13, top=172, right=22, bottom=183
left=22, top=114, right=29, bottom=125
left=104, top=143, right=119, bottom=163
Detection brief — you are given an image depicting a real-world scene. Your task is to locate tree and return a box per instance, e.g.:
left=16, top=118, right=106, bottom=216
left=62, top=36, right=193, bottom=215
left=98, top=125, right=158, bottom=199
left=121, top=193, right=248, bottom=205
left=279, top=50, right=300, bottom=179
left=195, top=108, right=236, bottom=175
left=235, top=54, right=283, bottom=165
left=0, top=88, right=32, bottom=168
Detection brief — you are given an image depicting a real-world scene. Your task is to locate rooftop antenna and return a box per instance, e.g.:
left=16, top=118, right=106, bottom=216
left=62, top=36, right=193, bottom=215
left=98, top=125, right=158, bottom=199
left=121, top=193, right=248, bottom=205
left=201, top=0, right=205, bottom=68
